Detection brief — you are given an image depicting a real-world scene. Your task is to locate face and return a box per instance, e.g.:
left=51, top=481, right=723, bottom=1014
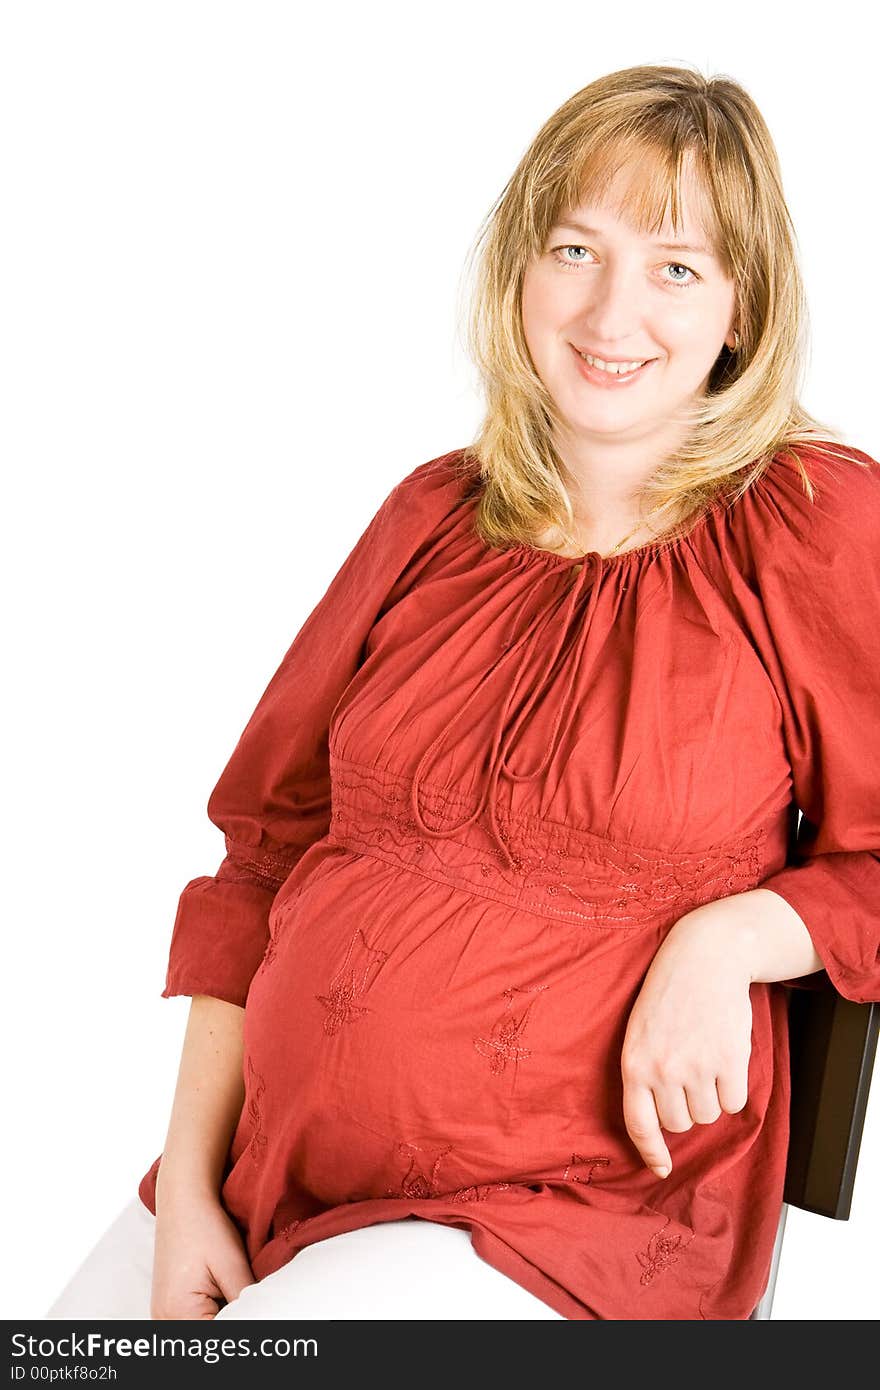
left=520, top=165, right=738, bottom=457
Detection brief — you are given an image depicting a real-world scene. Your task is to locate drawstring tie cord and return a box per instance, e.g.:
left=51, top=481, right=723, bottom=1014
left=408, top=555, right=602, bottom=871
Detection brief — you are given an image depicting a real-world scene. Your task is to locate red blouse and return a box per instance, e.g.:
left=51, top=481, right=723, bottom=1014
left=138, top=442, right=880, bottom=1320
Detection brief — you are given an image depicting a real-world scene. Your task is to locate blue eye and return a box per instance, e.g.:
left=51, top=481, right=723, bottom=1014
left=551, top=245, right=700, bottom=289
left=663, top=262, right=698, bottom=287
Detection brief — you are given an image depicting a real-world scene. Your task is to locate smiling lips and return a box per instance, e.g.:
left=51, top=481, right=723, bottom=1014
left=570, top=343, right=657, bottom=387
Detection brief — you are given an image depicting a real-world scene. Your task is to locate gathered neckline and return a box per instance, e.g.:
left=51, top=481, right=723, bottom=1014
left=504, top=534, right=683, bottom=570
left=493, top=475, right=756, bottom=570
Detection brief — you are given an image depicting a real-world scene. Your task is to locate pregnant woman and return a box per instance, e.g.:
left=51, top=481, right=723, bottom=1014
left=46, top=61, right=880, bottom=1322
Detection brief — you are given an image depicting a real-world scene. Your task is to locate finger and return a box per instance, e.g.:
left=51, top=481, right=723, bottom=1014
left=684, top=1081, right=723, bottom=1125
left=652, top=1084, right=695, bottom=1134
left=716, top=1070, right=749, bottom=1115
left=213, top=1254, right=258, bottom=1306
left=623, top=1080, right=672, bottom=1176
left=151, top=1290, right=222, bottom=1320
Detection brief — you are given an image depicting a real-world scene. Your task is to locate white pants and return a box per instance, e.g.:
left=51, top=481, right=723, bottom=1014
left=43, top=1198, right=564, bottom=1321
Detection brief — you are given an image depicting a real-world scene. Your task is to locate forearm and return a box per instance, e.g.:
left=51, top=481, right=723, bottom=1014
left=155, top=994, right=246, bottom=1210
left=683, top=887, right=825, bottom=984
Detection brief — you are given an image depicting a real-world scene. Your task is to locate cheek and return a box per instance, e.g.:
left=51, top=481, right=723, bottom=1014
left=520, top=289, right=557, bottom=374
left=521, top=267, right=571, bottom=334
left=670, top=291, right=735, bottom=350
left=659, top=313, right=721, bottom=363
left=520, top=273, right=546, bottom=342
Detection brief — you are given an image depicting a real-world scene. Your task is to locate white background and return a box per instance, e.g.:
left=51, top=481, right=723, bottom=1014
left=3, top=1, right=877, bottom=1322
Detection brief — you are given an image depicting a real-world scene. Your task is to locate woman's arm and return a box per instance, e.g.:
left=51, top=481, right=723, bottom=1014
left=684, top=887, right=826, bottom=985
left=154, top=994, right=246, bottom=1209
left=150, top=996, right=256, bottom=1318
left=619, top=890, right=826, bottom=1180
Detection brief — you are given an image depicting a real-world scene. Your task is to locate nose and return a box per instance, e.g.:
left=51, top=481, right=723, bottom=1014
left=576, top=259, right=646, bottom=349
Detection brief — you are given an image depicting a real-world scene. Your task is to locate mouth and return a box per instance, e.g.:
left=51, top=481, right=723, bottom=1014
left=570, top=343, right=658, bottom=387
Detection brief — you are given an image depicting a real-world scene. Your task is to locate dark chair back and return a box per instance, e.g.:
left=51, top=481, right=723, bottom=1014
left=784, top=985, right=879, bottom=1219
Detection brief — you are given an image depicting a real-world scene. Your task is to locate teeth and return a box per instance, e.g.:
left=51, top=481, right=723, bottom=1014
left=579, top=352, right=647, bottom=374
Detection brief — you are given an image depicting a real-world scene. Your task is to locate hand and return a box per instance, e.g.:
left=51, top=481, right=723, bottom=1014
left=151, top=1186, right=257, bottom=1320
left=620, top=906, right=755, bottom=1179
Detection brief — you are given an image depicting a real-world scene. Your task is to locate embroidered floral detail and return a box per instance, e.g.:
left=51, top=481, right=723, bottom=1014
left=384, top=1141, right=453, bottom=1200
left=326, top=756, right=771, bottom=928
left=473, top=983, right=549, bottom=1075
left=245, top=1055, right=268, bottom=1167
left=635, top=1218, right=690, bottom=1286
left=315, top=927, right=389, bottom=1035
left=563, top=1154, right=611, bottom=1184
left=258, top=889, right=307, bottom=978
left=276, top=1218, right=302, bottom=1242
left=451, top=1182, right=512, bottom=1203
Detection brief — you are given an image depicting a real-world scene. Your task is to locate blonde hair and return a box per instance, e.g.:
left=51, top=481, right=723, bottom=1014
left=452, top=62, right=862, bottom=558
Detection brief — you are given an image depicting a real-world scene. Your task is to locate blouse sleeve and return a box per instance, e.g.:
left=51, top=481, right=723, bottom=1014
left=159, top=451, right=470, bottom=1008
left=737, top=443, right=880, bottom=1004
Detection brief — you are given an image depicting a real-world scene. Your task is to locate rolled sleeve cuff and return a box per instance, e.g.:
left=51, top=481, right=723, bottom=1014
left=160, top=874, right=275, bottom=1009
left=761, top=855, right=880, bottom=1005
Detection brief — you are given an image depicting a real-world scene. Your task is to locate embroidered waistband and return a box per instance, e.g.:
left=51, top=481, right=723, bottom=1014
left=327, top=754, right=780, bottom=929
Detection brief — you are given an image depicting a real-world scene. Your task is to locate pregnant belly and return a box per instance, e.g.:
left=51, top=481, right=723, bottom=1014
left=236, top=855, right=657, bottom=1205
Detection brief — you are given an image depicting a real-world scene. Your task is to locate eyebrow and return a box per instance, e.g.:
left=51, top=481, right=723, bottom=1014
left=552, top=219, right=714, bottom=257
